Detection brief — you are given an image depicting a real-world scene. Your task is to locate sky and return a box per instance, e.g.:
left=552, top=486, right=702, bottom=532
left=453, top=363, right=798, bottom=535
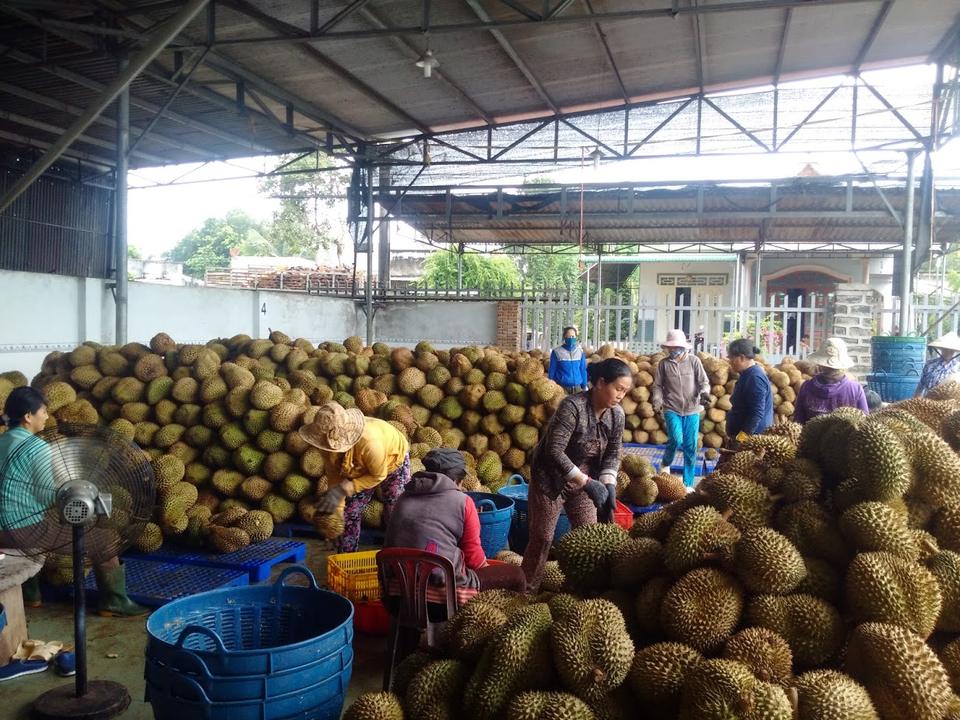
left=126, top=62, right=960, bottom=263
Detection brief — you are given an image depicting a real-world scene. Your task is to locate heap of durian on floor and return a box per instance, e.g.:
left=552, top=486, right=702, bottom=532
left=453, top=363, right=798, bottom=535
left=344, top=386, right=960, bottom=720
left=0, top=331, right=808, bottom=558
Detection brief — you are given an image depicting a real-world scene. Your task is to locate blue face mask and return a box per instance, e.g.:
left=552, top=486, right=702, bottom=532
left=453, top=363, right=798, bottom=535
left=669, top=348, right=684, bottom=359
left=563, top=337, right=577, bottom=350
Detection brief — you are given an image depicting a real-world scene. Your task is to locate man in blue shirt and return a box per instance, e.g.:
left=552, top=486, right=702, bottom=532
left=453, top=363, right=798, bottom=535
left=548, top=326, right=588, bottom=394
left=725, top=338, right=774, bottom=444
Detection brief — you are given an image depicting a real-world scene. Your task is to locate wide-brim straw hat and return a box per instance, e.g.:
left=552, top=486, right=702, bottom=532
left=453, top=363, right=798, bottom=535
left=807, top=337, right=854, bottom=370
left=929, top=331, right=960, bottom=353
left=660, top=328, right=691, bottom=349
left=298, top=401, right=365, bottom=453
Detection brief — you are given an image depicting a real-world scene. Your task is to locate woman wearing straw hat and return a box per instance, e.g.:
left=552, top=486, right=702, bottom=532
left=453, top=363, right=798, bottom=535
left=794, top=337, right=869, bottom=423
left=916, top=331, right=960, bottom=397
left=299, top=401, right=410, bottom=553
left=651, top=329, right=711, bottom=489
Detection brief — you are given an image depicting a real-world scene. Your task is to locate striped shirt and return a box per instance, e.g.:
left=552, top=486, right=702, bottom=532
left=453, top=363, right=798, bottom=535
left=917, top=355, right=960, bottom=397
left=0, top=427, right=55, bottom=530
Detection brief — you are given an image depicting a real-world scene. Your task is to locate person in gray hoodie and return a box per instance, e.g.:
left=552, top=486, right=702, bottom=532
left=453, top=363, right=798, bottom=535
left=384, top=448, right=525, bottom=593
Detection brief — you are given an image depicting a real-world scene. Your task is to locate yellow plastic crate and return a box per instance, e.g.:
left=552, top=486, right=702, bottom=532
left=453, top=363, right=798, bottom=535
left=326, top=550, right=381, bottom=603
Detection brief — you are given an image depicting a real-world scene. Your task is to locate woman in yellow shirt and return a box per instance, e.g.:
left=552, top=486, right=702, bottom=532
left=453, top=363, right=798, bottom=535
left=299, top=401, right=410, bottom=552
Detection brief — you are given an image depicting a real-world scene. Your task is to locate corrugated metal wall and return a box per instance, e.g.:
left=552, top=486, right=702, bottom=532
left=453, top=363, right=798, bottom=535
left=0, top=169, right=113, bottom=278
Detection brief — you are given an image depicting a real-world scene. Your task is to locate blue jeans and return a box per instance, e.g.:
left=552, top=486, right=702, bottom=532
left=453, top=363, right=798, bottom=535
left=662, top=410, right=700, bottom=488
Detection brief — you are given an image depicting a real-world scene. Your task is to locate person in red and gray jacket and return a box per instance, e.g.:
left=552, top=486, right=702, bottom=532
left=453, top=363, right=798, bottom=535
left=384, top=448, right=525, bottom=592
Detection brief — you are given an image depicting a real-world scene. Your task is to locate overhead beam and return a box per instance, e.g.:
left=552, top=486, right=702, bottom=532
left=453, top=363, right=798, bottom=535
left=0, top=79, right=213, bottom=159
left=499, top=0, right=543, bottom=21
left=316, top=0, right=372, bottom=34
left=853, top=0, right=892, bottom=71
left=171, top=0, right=885, bottom=47
left=356, top=5, right=495, bottom=125
left=464, top=0, right=560, bottom=115
left=0, top=127, right=116, bottom=169
left=583, top=0, right=628, bottom=103
left=90, top=0, right=368, bottom=145
left=219, top=0, right=431, bottom=134
left=773, top=7, right=792, bottom=82
left=0, top=0, right=211, bottom=214
left=691, top=0, right=706, bottom=90
left=0, top=108, right=167, bottom=164
left=0, top=42, right=274, bottom=153
left=928, top=12, right=960, bottom=63
left=547, top=0, right=578, bottom=19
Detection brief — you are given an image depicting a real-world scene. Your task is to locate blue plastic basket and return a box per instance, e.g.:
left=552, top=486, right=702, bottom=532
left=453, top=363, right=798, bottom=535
left=871, top=336, right=927, bottom=375
left=868, top=370, right=921, bottom=403
left=128, top=538, right=307, bottom=582
left=145, top=670, right=347, bottom=720
left=145, top=643, right=353, bottom=702
left=81, top=559, right=248, bottom=607
left=145, top=566, right=353, bottom=678
left=497, top=475, right=570, bottom=553
left=467, top=492, right=514, bottom=558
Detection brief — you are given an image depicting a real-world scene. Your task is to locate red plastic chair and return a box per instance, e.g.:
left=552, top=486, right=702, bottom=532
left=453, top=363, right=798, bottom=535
left=376, top=548, right=460, bottom=693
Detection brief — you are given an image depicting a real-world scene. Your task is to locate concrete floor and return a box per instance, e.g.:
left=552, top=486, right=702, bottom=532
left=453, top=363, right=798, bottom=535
left=6, top=538, right=385, bottom=719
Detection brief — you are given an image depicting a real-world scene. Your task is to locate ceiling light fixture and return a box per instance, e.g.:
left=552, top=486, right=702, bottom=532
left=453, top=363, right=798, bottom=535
left=588, top=146, right=603, bottom=170
left=415, top=36, right=439, bottom=79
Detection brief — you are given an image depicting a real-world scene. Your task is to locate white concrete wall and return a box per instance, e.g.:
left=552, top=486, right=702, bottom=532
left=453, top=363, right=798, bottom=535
left=0, top=269, right=498, bottom=379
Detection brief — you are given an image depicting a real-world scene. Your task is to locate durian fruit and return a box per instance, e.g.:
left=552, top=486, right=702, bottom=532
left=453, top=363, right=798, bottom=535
left=628, top=642, right=702, bottom=718
left=663, top=505, right=740, bottom=576
left=737, top=434, right=797, bottom=467
left=911, top=433, right=960, bottom=508
left=551, top=599, right=634, bottom=704
left=405, top=659, right=467, bottom=720
left=505, top=692, right=594, bottom=720
left=721, top=627, right=792, bottom=685
left=314, top=511, right=345, bottom=540
left=839, top=502, right=920, bottom=560
left=463, top=603, right=555, bottom=720
left=343, top=692, right=405, bottom=720
left=844, top=551, right=942, bottom=638
left=660, top=568, right=744, bottom=653
left=446, top=599, right=509, bottom=661
left=609, top=537, right=662, bottom=590
left=554, top=523, right=630, bottom=593
left=847, top=421, right=912, bottom=502
left=362, top=499, right=385, bottom=529
left=729, top=527, right=806, bottom=595
left=132, top=522, right=163, bottom=553
left=794, top=670, right=878, bottom=720
left=209, top=525, right=250, bottom=554
left=845, top=622, right=953, bottom=720
left=540, top=561, right=566, bottom=593
left=235, top=509, right=274, bottom=542
left=677, top=658, right=791, bottom=720
left=747, top=594, right=843, bottom=668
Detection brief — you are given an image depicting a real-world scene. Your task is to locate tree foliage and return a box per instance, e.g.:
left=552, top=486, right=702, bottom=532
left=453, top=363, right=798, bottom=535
left=168, top=154, right=349, bottom=278
left=420, top=249, right=521, bottom=290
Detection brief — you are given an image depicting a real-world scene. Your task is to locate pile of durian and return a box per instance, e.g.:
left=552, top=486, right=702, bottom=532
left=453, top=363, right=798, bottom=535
left=345, top=385, right=960, bottom=720
left=0, top=332, right=806, bottom=557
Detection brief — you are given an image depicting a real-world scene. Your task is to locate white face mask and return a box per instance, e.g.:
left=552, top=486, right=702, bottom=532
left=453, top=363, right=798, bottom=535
left=669, top=348, right=684, bottom=359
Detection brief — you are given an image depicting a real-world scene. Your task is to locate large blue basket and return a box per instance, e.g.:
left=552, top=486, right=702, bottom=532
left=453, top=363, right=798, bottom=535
left=868, top=370, right=921, bottom=403
left=497, top=475, right=571, bottom=553
left=871, top=336, right=927, bottom=376
left=146, top=564, right=352, bottom=677
left=467, top=492, right=514, bottom=558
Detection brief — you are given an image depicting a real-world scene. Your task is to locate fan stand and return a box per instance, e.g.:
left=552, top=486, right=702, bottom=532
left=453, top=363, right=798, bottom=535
left=32, top=526, right=130, bottom=720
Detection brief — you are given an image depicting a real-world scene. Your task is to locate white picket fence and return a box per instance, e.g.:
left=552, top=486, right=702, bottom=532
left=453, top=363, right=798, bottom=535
left=522, top=293, right=828, bottom=362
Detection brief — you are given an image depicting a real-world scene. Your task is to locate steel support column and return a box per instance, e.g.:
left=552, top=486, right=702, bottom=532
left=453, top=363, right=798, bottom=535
left=0, top=0, right=210, bottom=214
left=116, top=58, right=130, bottom=345
left=378, top=166, right=392, bottom=293
left=365, top=163, right=375, bottom=346
left=899, top=150, right=919, bottom=334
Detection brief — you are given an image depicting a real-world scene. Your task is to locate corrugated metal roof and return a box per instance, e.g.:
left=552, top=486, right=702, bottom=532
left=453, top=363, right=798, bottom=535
left=0, top=0, right=955, bottom=169
left=385, top=181, right=960, bottom=253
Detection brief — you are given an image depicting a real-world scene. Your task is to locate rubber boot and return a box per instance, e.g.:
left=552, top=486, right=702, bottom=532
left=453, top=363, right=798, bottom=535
left=94, top=564, right=149, bottom=618
left=22, top=576, right=41, bottom=608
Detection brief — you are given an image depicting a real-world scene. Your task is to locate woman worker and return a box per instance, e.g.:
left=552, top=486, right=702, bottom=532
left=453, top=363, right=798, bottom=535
left=384, top=448, right=525, bottom=593
left=521, top=358, right=632, bottom=593
left=916, top=331, right=960, bottom=397
left=651, top=329, right=711, bottom=489
left=548, top=326, right=588, bottom=394
left=724, top=339, right=774, bottom=448
left=0, top=387, right=148, bottom=617
left=794, top=337, right=869, bottom=422
left=299, top=401, right=410, bottom=553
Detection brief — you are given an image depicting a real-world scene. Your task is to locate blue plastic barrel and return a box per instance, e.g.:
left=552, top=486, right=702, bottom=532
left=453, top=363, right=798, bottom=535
left=144, top=566, right=353, bottom=720
left=497, top=475, right=571, bottom=553
left=871, top=336, right=926, bottom=375
left=467, top=492, right=514, bottom=558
